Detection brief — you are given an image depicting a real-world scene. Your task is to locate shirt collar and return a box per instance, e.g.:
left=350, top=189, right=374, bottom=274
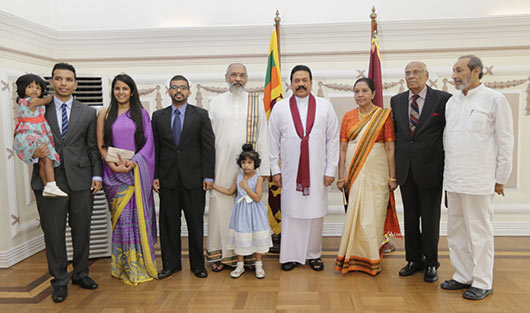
left=463, top=83, right=484, bottom=97
left=172, top=103, right=187, bottom=115
left=408, top=86, right=427, bottom=100
left=54, top=95, right=73, bottom=109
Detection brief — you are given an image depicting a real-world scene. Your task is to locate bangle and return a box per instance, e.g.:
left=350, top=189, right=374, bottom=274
left=388, top=177, right=397, bottom=182
left=337, top=179, right=345, bottom=183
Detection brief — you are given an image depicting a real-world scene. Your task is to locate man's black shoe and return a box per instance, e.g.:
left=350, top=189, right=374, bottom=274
left=158, top=269, right=175, bottom=280
left=440, top=279, right=472, bottom=290
left=281, top=262, right=296, bottom=271
left=52, top=286, right=67, bottom=303
left=72, top=276, right=98, bottom=289
left=463, top=287, right=493, bottom=300
left=193, top=268, right=208, bottom=278
left=424, top=266, right=438, bottom=282
left=398, top=261, right=424, bottom=276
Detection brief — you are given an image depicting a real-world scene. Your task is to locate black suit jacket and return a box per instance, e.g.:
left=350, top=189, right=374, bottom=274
left=391, top=86, right=452, bottom=188
left=31, top=98, right=102, bottom=191
left=152, top=104, right=215, bottom=190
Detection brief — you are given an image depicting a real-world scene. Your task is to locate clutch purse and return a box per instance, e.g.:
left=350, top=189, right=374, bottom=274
left=105, top=146, right=134, bottom=163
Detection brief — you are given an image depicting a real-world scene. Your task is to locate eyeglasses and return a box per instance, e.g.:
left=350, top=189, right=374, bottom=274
left=169, top=85, right=189, bottom=90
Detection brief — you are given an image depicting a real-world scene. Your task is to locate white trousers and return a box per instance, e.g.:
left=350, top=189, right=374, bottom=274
left=280, top=216, right=323, bottom=264
left=447, top=192, right=494, bottom=290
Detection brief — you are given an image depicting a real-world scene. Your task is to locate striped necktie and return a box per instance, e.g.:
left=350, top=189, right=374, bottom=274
left=61, top=103, right=69, bottom=141
left=409, top=95, right=419, bottom=135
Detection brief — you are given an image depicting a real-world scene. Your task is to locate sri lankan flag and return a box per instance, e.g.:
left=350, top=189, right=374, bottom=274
left=368, top=19, right=383, bottom=108
left=264, top=28, right=283, bottom=234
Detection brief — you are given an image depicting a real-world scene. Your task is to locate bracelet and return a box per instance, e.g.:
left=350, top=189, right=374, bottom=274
left=388, top=177, right=397, bottom=182
left=337, top=179, right=345, bottom=183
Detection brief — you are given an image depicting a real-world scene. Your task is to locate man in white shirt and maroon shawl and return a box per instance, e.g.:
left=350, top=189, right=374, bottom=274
left=268, top=65, right=340, bottom=271
left=206, top=63, right=270, bottom=271
left=441, top=55, right=513, bottom=300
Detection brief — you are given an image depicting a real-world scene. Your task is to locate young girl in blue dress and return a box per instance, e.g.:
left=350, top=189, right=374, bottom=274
left=13, top=74, right=67, bottom=197
left=213, top=144, right=272, bottom=279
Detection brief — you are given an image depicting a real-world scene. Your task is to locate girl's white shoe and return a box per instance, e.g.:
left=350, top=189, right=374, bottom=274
left=43, top=185, right=68, bottom=198
left=230, top=266, right=245, bottom=278
left=255, top=262, right=265, bottom=279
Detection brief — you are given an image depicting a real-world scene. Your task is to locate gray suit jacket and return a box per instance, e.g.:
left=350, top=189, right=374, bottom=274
left=31, top=98, right=102, bottom=191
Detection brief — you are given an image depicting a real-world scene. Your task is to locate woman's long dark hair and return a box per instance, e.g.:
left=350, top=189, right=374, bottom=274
left=103, top=74, right=146, bottom=152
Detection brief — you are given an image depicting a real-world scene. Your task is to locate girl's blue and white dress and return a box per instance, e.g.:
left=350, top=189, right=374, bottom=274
left=226, top=173, right=272, bottom=256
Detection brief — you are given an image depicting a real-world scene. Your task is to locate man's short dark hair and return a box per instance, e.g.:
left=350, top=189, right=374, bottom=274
left=169, top=75, right=190, bottom=87
left=51, top=62, right=76, bottom=80
left=459, top=55, right=484, bottom=79
left=290, top=65, right=312, bottom=82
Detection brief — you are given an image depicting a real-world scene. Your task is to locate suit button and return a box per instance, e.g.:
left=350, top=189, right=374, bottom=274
left=409, top=141, right=413, bottom=143
left=177, top=150, right=180, bottom=154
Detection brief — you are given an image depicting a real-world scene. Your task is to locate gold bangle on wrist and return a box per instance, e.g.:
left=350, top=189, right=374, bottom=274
left=337, top=179, right=345, bottom=183
left=388, top=177, right=397, bottom=182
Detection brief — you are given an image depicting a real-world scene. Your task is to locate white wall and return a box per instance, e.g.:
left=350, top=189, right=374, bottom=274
left=2, top=0, right=530, bottom=30
left=1, top=9, right=529, bottom=267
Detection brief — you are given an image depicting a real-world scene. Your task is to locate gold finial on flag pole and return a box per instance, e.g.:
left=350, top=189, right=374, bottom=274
left=275, top=10, right=281, bottom=24
left=370, top=6, right=377, bottom=22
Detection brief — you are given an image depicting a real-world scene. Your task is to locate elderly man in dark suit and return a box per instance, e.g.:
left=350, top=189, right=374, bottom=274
left=152, top=75, right=215, bottom=279
left=31, top=63, right=102, bottom=302
left=391, top=61, right=451, bottom=283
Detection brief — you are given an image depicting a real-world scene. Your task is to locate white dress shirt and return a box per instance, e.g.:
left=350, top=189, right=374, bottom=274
left=443, top=84, right=514, bottom=195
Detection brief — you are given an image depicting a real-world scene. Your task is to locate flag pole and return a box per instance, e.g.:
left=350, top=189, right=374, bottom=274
left=370, top=6, right=377, bottom=40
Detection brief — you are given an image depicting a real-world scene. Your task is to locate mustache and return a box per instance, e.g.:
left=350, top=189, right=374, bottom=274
left=231, top=82, right=244, bottom=87
left=296, top=86, right=307, bottom=91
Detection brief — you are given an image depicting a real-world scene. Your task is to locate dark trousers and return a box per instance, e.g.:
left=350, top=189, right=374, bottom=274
left=34, top=168, right=93, bottom=288
left=400, top=168, right=442, bottom=267
left=159, top=177, right=206, bottom=272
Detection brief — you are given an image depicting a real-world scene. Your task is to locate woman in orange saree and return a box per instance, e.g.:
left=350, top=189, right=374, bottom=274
left=335, top=78, right=402, bottom=276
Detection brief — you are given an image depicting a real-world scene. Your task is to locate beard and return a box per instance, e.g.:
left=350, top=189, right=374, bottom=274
left=229, top=82, right=245, bottom=95
left=455, top=75, right=471, bottom=91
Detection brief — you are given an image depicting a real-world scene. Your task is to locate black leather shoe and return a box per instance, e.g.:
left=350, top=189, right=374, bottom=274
left=52, top=286, right=67, bottom=303
left=398, top=262, right=424, bottom=276
left=281, top=262, right=296, bottom=271
left=463, top=287, right=493, bottom=300
left=72, top=276, right=98, bottom=289
left=440, top=279, right=472, bottom=290
left=424, top=266, right=438, bottom=282
left=193, top=268, right=208, bottom=278
left=158, top=269, right=175, bottom=280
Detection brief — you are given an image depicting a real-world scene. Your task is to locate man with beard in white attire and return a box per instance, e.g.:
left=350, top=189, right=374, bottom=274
left=206, top=63, right=269, bottom=271
left=441, top=55, right=513, bottom=300
left=268, top=65, right=340, bottom=271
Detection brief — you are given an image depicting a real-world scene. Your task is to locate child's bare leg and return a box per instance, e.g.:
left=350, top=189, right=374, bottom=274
left=40, top=157, right=55, bottom=183
left=254, top=253, right=262, bottom=261
left=38, top=159, right=47, bottom=185
left=237, top=255, right=244, bottom=262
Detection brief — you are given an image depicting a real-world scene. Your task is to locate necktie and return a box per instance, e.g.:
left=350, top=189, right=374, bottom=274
left=172, top=109, right=181, bottom=146
left=61, top=103, right=69, bottom=141
left=409, top=95, right=419, bottom=135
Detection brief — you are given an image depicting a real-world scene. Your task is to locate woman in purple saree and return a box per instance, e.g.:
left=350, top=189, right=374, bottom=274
left=96, top=74, right=158, bottom=285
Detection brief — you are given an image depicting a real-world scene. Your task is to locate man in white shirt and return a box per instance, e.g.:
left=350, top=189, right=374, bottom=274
left=206, top=63, right=269, bottom=271
left=441, top=55, right=514, bottom=300
left=268, top=65, right=340, bottom=271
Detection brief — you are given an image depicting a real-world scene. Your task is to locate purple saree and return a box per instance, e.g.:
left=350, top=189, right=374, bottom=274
left=103, top=109, right=158, bottom=285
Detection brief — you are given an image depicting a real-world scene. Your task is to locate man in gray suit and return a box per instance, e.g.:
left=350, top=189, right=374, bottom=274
left=31, top=63, right=102, bottom=303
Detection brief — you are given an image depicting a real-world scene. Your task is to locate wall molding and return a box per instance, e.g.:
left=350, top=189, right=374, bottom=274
left=1, top=10, right=529, bottom=62
left=0, top=234, right=44, bottom=268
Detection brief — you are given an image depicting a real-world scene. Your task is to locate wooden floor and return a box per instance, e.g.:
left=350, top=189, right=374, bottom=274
left=1, top=237, right=530, bottom=313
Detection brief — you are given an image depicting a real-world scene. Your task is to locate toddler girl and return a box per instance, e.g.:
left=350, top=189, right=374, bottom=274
left=213, top=144, right=272, bottom=279
left=13, top=74, right=67, bottom=197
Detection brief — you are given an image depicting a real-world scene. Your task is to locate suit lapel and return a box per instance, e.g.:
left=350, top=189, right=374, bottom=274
left=179, top=104, right=195, bottom=147
left=161, top=106, right=176, bottom=148
left=64, top=99, right=82, bottom=143
left=399, top=93, right=411, bottom=136
left=45, top=100, right=62, bottom=141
